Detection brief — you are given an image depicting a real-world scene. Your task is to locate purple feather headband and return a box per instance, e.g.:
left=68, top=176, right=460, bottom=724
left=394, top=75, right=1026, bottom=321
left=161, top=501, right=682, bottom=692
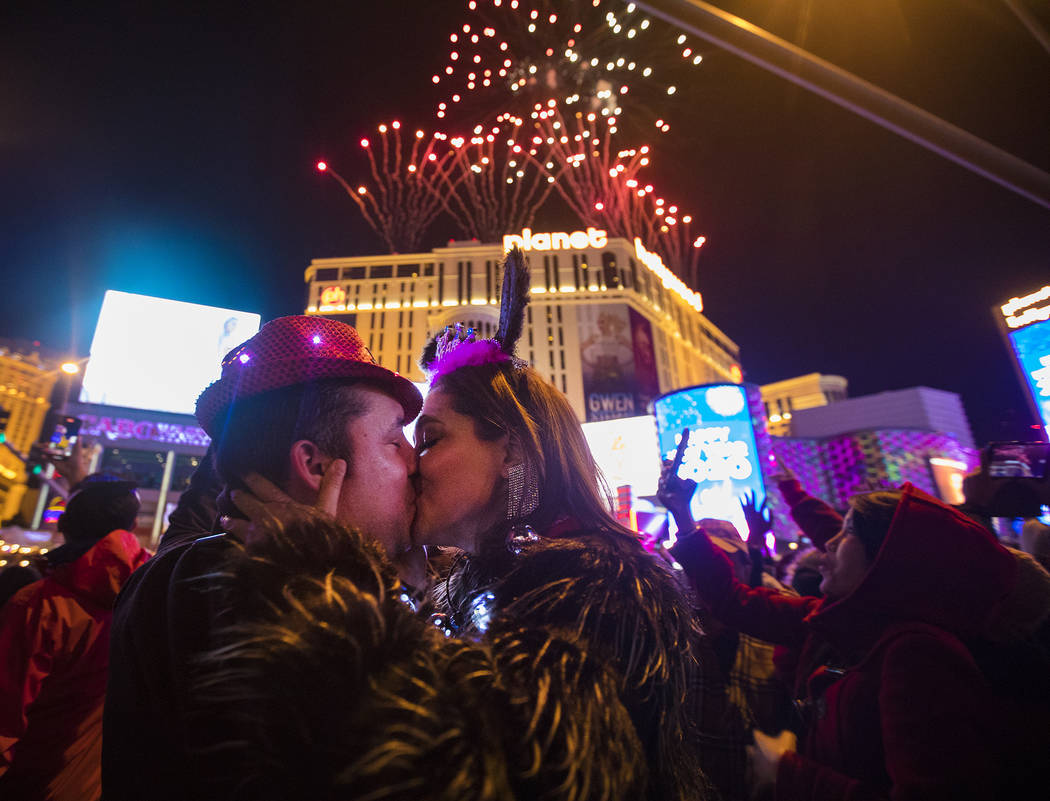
left=422, top=246, right=531, bottom=382
left=428, top=324, right=514, bottom=380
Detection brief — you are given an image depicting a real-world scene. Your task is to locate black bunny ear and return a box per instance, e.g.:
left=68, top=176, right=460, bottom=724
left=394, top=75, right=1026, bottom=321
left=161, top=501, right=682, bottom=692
left=419, top=335, right=440, bottom=371
left=495, top=246, right=531, bottom=356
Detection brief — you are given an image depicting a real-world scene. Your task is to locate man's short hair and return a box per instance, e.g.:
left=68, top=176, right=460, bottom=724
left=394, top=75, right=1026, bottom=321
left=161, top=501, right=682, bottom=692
left=210, top=377, right=377, bottom=488
left=58, top=474, right=140, bottom=543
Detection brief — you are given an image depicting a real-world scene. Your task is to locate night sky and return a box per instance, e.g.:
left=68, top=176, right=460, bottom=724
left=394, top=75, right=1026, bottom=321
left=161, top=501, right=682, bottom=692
left=2, top=0, right=1048, bottom=443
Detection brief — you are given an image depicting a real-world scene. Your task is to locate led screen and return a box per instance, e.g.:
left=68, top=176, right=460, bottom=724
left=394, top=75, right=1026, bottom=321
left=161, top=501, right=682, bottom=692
left=654, top=383, right=766, bottom=542
left=581, top=414, right=662, bottom=497
left=1006, top=317, right=1050, bottom=433
left=79, top=291, right=261, bottom=415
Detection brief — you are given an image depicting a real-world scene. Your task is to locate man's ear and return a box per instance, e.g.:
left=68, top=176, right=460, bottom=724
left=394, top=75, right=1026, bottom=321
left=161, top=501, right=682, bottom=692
left=288, top=439, right=330, bottom=495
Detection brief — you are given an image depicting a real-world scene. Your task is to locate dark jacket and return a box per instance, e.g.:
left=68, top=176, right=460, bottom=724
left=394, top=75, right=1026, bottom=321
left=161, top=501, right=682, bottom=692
left=101, top=533, right=231, bottom=801
left=101, top=446, right=224, bottom=801
left=443, top=518, right=714, bottom=801
left=0, top=530, right=149, bottom=801
left=671, top=483, right=1050, bottom=801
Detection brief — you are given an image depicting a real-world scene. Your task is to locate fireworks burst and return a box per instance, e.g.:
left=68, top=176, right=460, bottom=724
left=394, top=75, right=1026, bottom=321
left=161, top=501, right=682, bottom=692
left=317, top=122, right=461, bottom=253
left=525, top=98, right=707, bottom=289
left=435, top=113, right=557, bottom=243
left=319, top=0, right=709, bottom=289
left=431, top=0, right=705, bottom=135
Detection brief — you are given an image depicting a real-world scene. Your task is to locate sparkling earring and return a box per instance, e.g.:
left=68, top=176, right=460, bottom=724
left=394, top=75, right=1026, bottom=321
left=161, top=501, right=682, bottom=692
left=506, top=460, right=539, bottom=521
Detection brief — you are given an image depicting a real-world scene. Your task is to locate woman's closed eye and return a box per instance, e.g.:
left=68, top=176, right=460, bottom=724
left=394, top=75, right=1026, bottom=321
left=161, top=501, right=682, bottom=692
left=416, top=433, right=441, bottom=455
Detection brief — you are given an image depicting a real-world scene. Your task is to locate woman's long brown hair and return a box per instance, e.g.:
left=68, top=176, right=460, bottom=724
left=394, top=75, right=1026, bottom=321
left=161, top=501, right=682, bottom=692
left=432, top=360, right=637, bottom=541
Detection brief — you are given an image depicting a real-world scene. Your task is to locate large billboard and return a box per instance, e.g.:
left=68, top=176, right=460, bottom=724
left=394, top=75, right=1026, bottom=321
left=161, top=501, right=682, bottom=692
left=578, top=303, right=660, bottom=422
left=581, top=414, right=662, bottom=497
left=79, top=291, right=261, bottom=415
left=999, top=284, right=1050, bottom=439
left=653, top=383, right=767, bottom=542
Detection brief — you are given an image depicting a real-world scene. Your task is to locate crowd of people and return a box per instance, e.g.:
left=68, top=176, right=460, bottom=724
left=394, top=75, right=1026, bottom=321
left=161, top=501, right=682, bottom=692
left=1, top=248, right=1049, bottom=800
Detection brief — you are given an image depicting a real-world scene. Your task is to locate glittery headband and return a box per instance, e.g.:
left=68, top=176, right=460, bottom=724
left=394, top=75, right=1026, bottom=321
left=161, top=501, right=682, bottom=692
left=422, top=247, right=531, bottom=380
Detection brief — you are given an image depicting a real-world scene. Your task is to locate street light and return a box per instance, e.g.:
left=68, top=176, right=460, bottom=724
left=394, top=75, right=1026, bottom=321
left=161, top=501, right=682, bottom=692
left=60, top=362, right=80, bottom=375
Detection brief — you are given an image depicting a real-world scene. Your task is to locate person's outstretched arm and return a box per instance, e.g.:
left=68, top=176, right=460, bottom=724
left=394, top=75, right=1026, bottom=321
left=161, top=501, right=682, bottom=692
left=741, top=489, right=772, bottom=587
left=670, top=526, right=815, bottom=648
left=660, top=453, right=814, bottom=647
left=772, top=465, right=842, bottom=550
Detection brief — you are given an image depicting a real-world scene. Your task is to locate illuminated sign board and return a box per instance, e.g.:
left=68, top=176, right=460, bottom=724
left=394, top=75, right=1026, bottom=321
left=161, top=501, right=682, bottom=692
left=634, top=238, right=703, bottom=312
left=320, top=285, right=346, bottom=306
left=1001, top=285, right=1050, bottom=329
left=78, top=414, right=211, bottom=448
left=998, top=285, right=1050, bottom=437
left=581, top=414, right=662, bottom=497
left=502, top=227, right=608, bottom=252
left=578, top=304, right=660, bottom=422
left=654, top=383, right=766, bottom=542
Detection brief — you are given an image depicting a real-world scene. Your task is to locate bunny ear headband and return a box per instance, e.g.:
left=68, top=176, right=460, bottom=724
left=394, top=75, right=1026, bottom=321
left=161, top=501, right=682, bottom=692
left=420, top=246, right=531, bottom=380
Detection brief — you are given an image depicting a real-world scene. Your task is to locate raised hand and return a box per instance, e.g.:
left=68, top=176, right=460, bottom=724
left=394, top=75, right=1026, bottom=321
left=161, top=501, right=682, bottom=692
left=747, top=728, right=797, bottom=792
left=658, top=429, right=697, bottom=533
left=65, top=437, right=102, bottom=491
left=767, top=458, right=796, bottom=485
left=740, top=489, right=772, bottom=542
left=222, top=459, right=347, bottom=545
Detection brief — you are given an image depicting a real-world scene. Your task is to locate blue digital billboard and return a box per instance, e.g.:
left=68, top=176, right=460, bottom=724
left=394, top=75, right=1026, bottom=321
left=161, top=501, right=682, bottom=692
left=1005, top=317, right=1050, bottom=434
left=654, top=383, right=767, bottom=543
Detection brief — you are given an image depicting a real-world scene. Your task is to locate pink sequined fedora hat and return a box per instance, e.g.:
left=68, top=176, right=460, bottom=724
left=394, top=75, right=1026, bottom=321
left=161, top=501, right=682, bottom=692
left=195, top=315, right=422, bottom=437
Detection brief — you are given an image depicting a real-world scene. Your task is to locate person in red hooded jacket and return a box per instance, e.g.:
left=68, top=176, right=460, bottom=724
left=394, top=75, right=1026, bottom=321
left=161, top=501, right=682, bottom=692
left=664, top=474, right=1050, bottom=801
left=0, top=475, right=149, bottom=801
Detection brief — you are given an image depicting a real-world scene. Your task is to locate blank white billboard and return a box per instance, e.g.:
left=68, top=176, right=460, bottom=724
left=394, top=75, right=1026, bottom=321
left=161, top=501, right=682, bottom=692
left=79, top=291, right=261, bottom=415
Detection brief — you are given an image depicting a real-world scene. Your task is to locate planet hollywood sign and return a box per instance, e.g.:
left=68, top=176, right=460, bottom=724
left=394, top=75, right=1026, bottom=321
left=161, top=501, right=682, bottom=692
left=502, top=227, right=608, bottom=252
left=633, top=237, right=704, bottom=313
left=78, top=414, right=211, bottom=448
left=501, top=228, right=704, bottom=313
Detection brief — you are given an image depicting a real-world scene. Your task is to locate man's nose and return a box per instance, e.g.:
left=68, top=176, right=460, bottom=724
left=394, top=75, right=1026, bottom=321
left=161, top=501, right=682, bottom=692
left=403, top=440, right=419, bottom=473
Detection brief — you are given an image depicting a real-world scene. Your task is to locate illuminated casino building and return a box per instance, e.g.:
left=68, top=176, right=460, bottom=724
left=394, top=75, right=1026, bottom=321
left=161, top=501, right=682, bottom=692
left=769, top=386, right=977, bottom=522
left=304, top=227, right=742, bottom=423
left=759, top=373, right=849, bottom=437
left=0, top=342, right=66, bottom=521
left=998, top=283, right=1050, bottom=440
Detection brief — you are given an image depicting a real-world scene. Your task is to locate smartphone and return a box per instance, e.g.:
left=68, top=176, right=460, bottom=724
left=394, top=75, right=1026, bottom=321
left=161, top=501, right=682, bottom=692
left=42, top=416, right=82, bottom=460
left=988, top=442, right=1050, bottom=479
left=670, top=427, right=690, bottom=478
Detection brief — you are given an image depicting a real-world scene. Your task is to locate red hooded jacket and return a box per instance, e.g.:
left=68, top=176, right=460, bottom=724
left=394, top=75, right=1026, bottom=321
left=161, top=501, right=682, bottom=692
left=671, top=484, right=1048, bottom=800
left=0, top=530, right=149, bottom=801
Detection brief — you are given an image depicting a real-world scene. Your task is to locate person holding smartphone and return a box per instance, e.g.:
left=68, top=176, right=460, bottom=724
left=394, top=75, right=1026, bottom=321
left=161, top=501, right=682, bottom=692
left=661, top=429, right=1050, bottom=801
